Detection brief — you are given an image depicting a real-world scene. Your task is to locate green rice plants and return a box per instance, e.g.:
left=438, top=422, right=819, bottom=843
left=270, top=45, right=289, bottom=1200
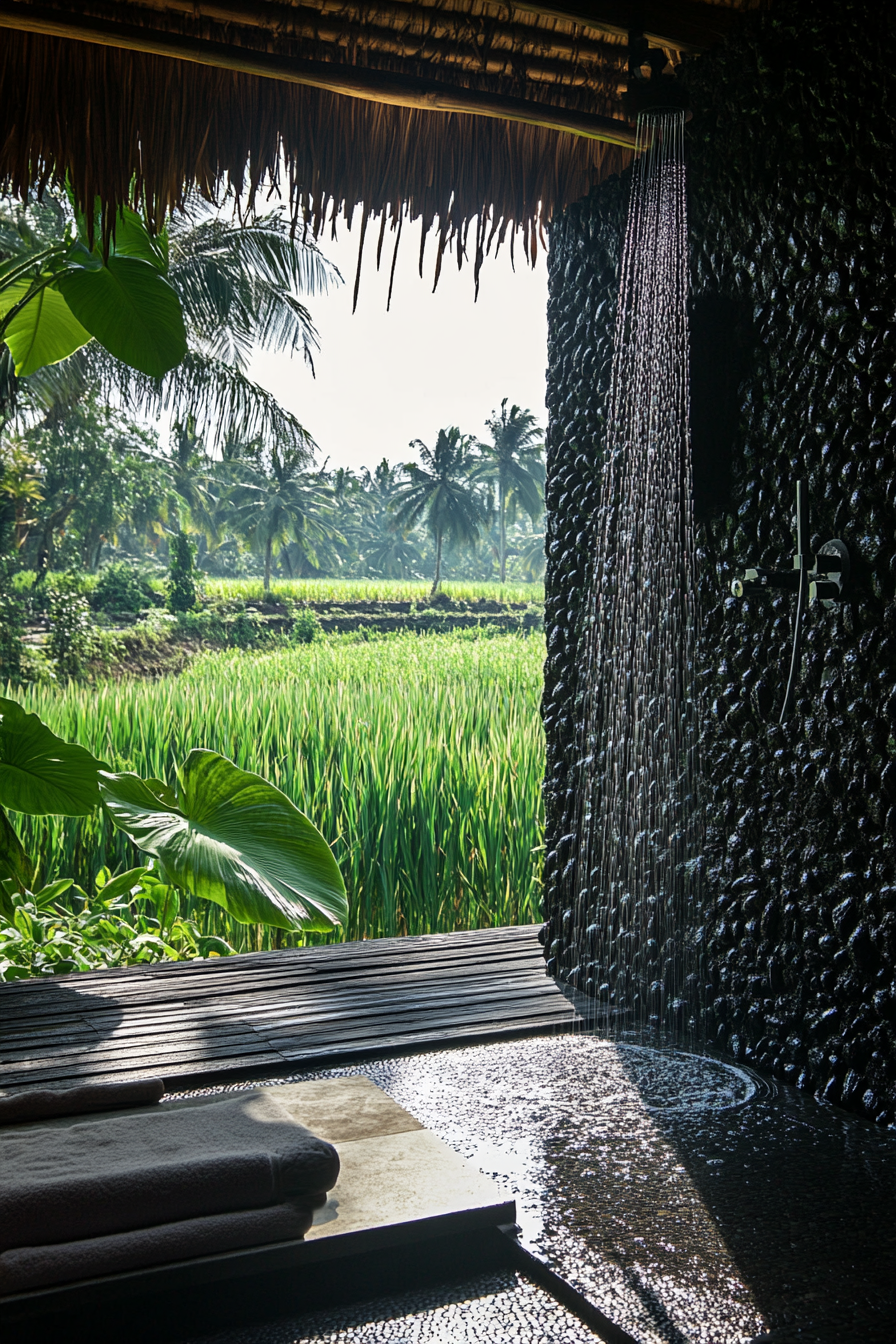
left=199, top=577, right=544, bottom=605
left=14, top=632, right=546, bottom=951
left=0, top=695, right=347, bottom=959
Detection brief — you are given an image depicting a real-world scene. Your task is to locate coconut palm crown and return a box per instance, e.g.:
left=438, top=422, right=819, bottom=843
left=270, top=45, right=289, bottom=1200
left=391, top=427, right=487, bottom=598
left=471, top=398, right=544, bottom=583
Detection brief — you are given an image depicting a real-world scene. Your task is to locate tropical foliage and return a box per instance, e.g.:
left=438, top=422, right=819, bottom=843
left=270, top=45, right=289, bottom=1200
left=391, top=427, right=489, bottom=597
left=1, top=191, right=334, bottom=460
left=11, top=632, right=545, bottom=956
left=0, top=694, right=347, bottom=951
left=225, top=438, right=342, bottom=590
left=471, top=399, right=545, bottom=583
left=1, top=407, right=544, bottom=595
left=0, top=192, right=187, bottom=403
left=0, top=871, right=234, bottom=981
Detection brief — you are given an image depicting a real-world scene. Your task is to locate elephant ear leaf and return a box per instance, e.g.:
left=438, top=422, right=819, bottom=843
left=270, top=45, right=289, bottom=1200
left=56, top=257, right=187, bottom=378
left=0, top=278, right=92, bottom=376
left=98, top=750, right=348, bottom=933
left=0, top=698, right=102, bottom=816
left=0, top=808, right=34, bottom=907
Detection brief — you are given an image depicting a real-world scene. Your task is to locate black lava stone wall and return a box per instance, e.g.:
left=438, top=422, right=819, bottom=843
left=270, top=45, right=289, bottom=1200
left=542, top=0, right=896, bottom=1124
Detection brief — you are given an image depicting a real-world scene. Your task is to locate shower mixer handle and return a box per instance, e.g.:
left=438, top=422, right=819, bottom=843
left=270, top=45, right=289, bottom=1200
left=730, top=566, right=800, bottom=597
left=730, top=481, right=850, bottom=608
left=728, top=480, right=850, bottom=721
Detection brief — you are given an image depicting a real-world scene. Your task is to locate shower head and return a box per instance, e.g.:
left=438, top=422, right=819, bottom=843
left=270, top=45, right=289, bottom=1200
left=623, top=31, right=691, bottom=123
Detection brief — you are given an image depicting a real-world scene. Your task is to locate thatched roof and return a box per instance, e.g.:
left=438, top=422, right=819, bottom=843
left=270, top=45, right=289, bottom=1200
left=0, top=0, right=760, bottom=285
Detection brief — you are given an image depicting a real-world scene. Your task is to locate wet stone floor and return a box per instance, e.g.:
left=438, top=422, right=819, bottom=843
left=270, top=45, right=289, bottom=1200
left=184, top=1034, right=896, bottom=1344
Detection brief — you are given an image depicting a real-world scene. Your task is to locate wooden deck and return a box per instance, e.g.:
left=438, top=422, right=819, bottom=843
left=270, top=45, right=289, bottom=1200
left=0, top=925, right=582, bottom=1093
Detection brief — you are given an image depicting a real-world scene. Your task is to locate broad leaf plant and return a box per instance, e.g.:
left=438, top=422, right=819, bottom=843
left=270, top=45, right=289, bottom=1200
left=0, top=697, right=347, bottom=968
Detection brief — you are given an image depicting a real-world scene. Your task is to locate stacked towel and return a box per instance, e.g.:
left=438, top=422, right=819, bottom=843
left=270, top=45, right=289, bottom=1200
left=0, top=1091, right=339, bottom=1293
left=0, top=1199, right=321, bottom=1294
left=0, top=1078, right=165, bottom=1126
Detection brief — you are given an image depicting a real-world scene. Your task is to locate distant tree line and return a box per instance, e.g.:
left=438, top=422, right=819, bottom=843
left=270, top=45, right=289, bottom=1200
left=1, top=190, right=544, bottom=598
left=0, top=396, right=545, bottom=596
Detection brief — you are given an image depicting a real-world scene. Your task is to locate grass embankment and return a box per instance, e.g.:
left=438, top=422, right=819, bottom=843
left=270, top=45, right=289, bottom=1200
left=13, top=632, right=546, bottom=952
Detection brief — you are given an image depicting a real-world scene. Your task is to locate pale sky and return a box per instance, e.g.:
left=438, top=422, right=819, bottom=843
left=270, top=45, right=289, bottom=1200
left=247, top=218, right=549, bottom=473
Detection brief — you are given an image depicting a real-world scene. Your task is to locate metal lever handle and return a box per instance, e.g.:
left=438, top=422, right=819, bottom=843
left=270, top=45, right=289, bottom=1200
left=730, top=567, right=801, bottom=598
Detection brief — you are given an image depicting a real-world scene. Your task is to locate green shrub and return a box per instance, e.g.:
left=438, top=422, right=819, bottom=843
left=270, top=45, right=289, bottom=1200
left=290, top=608, right=321, bottom=645
left=19, top=646, right=57, bottom=686
left=175, top=609, right=227, bottom=644
left=229, top=611, right=258, bottom=649
left=167, top=532, right=199, bottom=613
left=92, top=561, right=156, bottom=614
left=47, top=580, right=96, bottom=681
left=0, top=870, right=234, bottom=981
left=0, top=587, right=25, bottom=684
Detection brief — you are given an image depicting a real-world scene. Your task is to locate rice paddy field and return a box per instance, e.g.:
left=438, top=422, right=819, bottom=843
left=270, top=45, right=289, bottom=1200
left=12, top=573, right=544, bottom=606
left=195, top=578, right=545, bottom=605
left=11, top=631, right=546, bottom=952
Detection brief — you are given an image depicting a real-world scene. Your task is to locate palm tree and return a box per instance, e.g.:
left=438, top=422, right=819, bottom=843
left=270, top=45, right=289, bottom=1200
left=352, top=459, right=420, bottom=578
left=471, top=399, right=544, bottom=583
left=5, top=193, right=339, bottom=461
left=164, top=417, right=219, bottom=535
left=391, top=428, right=487, bottom=598
left=227, top=442, right=341, bottom=591
left=131, top=203, right=335, bottom=458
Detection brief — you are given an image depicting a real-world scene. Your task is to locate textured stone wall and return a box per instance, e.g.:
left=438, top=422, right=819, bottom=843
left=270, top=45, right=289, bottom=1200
left=542, top=0, right=896, bottom=1124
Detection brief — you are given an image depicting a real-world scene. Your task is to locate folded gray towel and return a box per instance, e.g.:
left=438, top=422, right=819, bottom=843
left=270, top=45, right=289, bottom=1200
left=0, top=1079, right=165, bottom=1126
left=0, top=1092, right=339, bottom=1251
left=0, top=1150, right=283, bottom=1253
left=0, top=1197, right=320, bottom=1294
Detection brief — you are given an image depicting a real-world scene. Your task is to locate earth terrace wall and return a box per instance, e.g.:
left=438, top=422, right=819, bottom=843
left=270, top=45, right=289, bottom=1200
left=542, top=0, right=896, bottom=1124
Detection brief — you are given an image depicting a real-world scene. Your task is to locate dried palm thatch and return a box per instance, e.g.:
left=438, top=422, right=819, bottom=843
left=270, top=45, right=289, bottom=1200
left=0, top=0, right=760, bottom=288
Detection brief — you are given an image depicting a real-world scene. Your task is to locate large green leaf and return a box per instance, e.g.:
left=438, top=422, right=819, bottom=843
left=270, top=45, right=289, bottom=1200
left=0, top=808, right=34, bottom=908
left=57, top=257, right=187, bottom=377
left=0, top=278, right=91, bottom=376
left=99, top=750, right=348, bottom=932
left=66, top=186, right=168, bottom=273
left=108, top=207, right=169, bottom=273
left=0, top=698, right=102, bottom=816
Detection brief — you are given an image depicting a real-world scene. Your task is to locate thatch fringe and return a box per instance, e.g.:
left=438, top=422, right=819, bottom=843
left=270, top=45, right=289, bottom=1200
left=0, top=28, right=630, bottom=281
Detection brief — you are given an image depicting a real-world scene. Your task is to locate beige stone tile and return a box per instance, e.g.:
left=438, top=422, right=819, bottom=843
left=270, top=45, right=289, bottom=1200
left=264, top=1076, right=424, bottom=1143
left=306, top=1128, right=514, bottom=1243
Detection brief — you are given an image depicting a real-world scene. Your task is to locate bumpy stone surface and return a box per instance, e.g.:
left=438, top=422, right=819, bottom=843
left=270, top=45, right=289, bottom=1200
left=198, top=1273, right=598, bottom=1344
left=176, top=1035, right=896, bottom=1343
left=543, top=0, right=896, bottom=1124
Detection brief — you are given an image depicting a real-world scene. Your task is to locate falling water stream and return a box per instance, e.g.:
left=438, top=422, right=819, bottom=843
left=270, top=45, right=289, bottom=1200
left=575, top=109, right=703, bottom=1038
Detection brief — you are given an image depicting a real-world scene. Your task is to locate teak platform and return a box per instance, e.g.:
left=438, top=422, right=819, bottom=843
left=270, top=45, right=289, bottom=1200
left=0, top=925, right=581, bottom=1093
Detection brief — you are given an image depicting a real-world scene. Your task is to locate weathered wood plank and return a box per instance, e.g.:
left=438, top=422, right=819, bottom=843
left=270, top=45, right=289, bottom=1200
left=0, top=926, right=576, bottom=1092
left=0, top=928, right=541, bottom=1013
